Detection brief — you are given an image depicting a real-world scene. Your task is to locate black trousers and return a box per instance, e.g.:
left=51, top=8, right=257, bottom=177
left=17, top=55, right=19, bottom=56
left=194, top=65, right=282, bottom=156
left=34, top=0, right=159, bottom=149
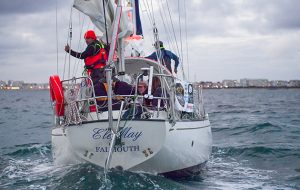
left=163, top=62, right=172, bottom=73
left=90, top=68, right=105, bottom=84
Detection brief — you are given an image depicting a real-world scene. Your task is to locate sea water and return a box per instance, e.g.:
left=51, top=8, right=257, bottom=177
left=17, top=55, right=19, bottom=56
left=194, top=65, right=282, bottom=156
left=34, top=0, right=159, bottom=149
left=0, top=89, right=299, bottom=190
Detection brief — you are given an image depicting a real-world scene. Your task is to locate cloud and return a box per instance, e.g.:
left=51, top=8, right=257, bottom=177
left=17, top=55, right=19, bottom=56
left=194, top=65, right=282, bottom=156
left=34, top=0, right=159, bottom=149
left=0, top=0, right=299, bottom=82
left=138, top=0, right=300, bottom=81
left=0, top=0, right=69, bottom=15
left=244, top=0, right=300, bottom=31
left=155, top=0, right=300, bottom=39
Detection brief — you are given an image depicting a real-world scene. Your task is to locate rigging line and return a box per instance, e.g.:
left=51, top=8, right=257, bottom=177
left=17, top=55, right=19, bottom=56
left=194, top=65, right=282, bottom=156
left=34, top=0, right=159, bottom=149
left=160, top=0, right=173, bottom=46
left=144, top=0, right=163, bottom=54
left=157, top=1, right=171, bottom=45
left=165, top=0, right=181, bottom=58
left=158, top=0, right=177, bottom=56
left=157, top=0, right=179, bottom=64
left=72, top=11, right=82, bottom=77
left=77, top=16, right=92, bottom=77
left=144, top=1, right=170, bottom=75
left=74, top=16, right=85, bottom=77
left=55, top=0, right=59, bottom=75
left=143, top=0, right=155, bottom=25
left=158, top=5, right=172, bottom=47
left=139, top=2, right=149, bottom=28
left=63, top=47, right=67, bottom=80
left=68, top=7, right=73, bottom=80
left=72, top=12, right=85, bottom=77
left=145, top=0, right=154, bottom=24
left=178, top=0, right=183, bottom=62
left=178, top=0, right=183, bottom=61
left=63, top=7, right=73, bottom=80
left=159, top=0, right=179, bottom=57
left=184, top=0, right=189, bottom=80
left=75, top=16, right=92, bottom=77
left=102, top=0, right=109, bottom=45
left=142, top=0, right=158, bottom=52
left=141, top=0, right=154, bottom=31
left=142, top=0, right=151, bottom=24
left=71, top=11, right=81, bottom=78
left=178, top=0, right=185, bottom=79
left=150, top=0, right=155, bottom=25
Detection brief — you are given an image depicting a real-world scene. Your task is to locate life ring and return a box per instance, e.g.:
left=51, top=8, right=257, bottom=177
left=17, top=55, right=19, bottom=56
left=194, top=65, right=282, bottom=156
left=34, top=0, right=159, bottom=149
left=49, top=75, right=64, bottom=116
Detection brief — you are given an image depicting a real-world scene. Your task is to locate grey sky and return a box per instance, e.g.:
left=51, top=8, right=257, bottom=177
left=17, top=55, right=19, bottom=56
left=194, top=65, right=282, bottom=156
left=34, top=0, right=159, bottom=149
left=0, top=0, right=299, bottom=82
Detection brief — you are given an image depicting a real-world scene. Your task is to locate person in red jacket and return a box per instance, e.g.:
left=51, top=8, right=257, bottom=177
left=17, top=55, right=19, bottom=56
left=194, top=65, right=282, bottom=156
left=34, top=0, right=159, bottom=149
left=65, top=30, right=108, bottom=84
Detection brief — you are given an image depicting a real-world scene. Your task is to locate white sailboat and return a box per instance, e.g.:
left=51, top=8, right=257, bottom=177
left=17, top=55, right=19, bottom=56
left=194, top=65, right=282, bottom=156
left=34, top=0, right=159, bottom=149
left=50, top=0, right=212, bottom=178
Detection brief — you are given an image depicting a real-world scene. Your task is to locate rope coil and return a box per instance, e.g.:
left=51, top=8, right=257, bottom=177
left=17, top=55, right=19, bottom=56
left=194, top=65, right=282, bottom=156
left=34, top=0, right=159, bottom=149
left=64, top=88, right=82, bottom=126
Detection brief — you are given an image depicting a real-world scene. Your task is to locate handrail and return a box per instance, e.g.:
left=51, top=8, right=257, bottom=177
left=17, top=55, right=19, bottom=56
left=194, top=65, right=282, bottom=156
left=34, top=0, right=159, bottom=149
left=73, top=95, right=169, bottom=103
left=61, top=76, right=170, bottom=123
left=60, top=76, right=208, bottom=122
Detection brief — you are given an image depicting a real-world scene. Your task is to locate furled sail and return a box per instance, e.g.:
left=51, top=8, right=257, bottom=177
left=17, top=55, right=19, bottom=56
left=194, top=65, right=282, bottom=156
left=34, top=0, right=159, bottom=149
left=73, top=0, right=133, bottom=42
left=123, top=0, right=144, bottom=57
left=132, top=0, right=143, bottom=36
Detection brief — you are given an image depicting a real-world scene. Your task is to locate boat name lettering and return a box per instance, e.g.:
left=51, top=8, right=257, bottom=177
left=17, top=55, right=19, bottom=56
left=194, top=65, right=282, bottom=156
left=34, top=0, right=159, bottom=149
left=92, top=127, right=142, bottom=141
left=96, top=145, right=140, bottom=153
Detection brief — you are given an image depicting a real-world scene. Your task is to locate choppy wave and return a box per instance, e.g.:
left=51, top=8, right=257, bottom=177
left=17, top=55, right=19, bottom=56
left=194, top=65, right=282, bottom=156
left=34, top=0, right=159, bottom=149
left=0, top=154, right=185, bottom=190
left=213, top=121, right=282, bottom=135
left=229, top=122, right=283, bottom=136
left=0, top=142, right=187, bottom=190
left=2, top=106, right=11, bottom=110
left=205, top=155, right=297, bottom=190
left=212, top=146, right=300, bottom=159
left=1, top=89, right=300, bottom=189
left=5, top=143, right=51, bottom=157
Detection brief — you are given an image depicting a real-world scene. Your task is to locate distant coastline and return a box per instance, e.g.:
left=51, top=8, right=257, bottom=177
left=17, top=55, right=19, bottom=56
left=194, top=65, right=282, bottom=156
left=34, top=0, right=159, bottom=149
left=201, top=86, right=300, bottom=89
left=195, top=78, right=300, bottom=89
left=1, top=78, right=300, bottom=90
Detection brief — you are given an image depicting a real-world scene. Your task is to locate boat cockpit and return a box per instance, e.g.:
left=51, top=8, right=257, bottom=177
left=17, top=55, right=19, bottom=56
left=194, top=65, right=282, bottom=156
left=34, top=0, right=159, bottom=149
left=55, top=57, right=207, bottom=126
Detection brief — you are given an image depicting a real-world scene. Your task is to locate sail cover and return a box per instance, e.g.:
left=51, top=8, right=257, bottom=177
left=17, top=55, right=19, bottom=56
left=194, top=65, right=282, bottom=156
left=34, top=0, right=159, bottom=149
left=73, top=0, right=133, bottom=41
left=132, top=0, right=143, bottom=36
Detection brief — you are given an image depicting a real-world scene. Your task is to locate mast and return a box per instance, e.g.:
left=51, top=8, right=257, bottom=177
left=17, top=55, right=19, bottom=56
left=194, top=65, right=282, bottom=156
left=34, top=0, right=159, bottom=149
left=106, top=0, right=123, bottom=132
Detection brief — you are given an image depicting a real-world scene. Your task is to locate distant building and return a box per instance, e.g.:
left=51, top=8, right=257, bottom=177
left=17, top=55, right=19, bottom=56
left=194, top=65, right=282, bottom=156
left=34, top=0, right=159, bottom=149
left=21, top=83, right=50, bottom=90
left=199, top=81, right=213, bottom=89
left=12, top=81, right=25, bottom=88
left=3, top=80, right=25, bottom=90
left=0, top=80, right=6, bottom=87
left=288, top=80, right=300, bottom=87
left=240, top=79, right=248, bottom=87
left=248, top=79, right=269, bottom=87
left=0, top=80, right=6, bottom=89
left=270, top=80, right=288, bottom=87
left=240, top=78, right=269, bottom=87
left=213, top=82, right=223, bottom=88
left=7, top=80, right=13, bottom=87
left=222, top=80, right=239, bottom=88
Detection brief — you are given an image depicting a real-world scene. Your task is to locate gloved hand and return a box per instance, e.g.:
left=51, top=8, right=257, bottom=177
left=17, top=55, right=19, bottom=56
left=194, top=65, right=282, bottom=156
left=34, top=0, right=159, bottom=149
left=174, top=68, right=178, bottom=74
left=112, top=76, right=120, bottom=82
left=64, top=44, right=70, bottom=52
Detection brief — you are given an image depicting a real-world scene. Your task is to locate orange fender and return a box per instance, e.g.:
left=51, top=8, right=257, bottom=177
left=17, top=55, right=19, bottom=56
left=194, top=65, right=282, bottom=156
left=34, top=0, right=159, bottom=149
left=49, top=75, right=64, bottom=116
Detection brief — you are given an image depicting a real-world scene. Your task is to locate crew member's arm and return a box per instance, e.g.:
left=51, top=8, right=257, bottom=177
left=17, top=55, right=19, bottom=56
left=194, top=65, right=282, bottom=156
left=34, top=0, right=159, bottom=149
left=145, top=52, right=158, bottom=61
left=169, top=51, right=179, bottom=73
left=64, top=44, right=95, bottom=59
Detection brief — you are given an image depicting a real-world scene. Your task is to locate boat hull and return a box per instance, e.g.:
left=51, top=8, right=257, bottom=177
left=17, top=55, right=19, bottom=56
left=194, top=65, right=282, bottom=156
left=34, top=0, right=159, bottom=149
left=52, top=119, right=212, bottom=177
left=129, top=120, right=212, bottom=175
